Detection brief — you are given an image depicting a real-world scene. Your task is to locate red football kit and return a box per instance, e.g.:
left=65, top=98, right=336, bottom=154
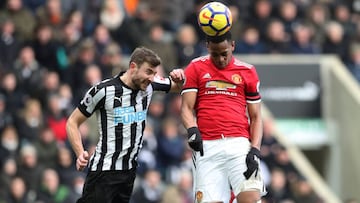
left=182, top=55, right=261, bottom=140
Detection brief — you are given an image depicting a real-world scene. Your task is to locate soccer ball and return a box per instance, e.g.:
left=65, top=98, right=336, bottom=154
left=198, top=2, right=232, bottom=36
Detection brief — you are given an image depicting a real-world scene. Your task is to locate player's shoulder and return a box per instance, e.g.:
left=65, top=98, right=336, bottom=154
left=96, top=77, right=115, bottom=89
left=190, top=55, right=211, bottom=64
left=232, top=58, right=255, bottom=69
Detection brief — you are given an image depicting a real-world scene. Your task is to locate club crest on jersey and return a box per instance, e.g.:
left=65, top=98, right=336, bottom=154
left=205, top=80, right=236, bottom=90
left=232, top=74, right=242, bottom=84
left=196, top=191, right=203, bottom=203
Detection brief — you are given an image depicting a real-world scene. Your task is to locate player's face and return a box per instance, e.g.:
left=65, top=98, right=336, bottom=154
left=207, top=40, right=234, bottom=69
left=131, top=62, right=157, bottom=91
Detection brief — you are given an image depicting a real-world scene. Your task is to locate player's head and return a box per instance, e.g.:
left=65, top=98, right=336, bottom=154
left=128, top=47, right=161, bottom=90
left=206, top=31, right=234, bottom=69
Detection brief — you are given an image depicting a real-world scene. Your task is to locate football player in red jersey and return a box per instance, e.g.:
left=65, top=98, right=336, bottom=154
left=181, top=31, right=266, bottom=203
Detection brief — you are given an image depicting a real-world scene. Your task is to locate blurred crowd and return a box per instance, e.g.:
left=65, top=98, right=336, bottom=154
left=0, top=0, right=359, bottom=202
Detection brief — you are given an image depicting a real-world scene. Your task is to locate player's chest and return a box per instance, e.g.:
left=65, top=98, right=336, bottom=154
left=198, top=69, right=244, bottom=92
left=104, top=88, right=150, bottom=109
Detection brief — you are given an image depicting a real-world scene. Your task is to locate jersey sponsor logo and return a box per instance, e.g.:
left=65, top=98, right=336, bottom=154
left=113, top=106, right=147, bottom=125
left=205, top=80, right=236, bottom=90
left=231, top=74, right=242, bottom=84
left=205, top=80, right=237, bottom=96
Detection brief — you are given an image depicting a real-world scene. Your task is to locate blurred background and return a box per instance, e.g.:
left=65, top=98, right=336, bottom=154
left=0, top=0, right=359, bottom=202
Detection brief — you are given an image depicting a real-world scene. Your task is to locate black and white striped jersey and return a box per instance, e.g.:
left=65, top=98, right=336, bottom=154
left=77, top=73, right=172, bottom=171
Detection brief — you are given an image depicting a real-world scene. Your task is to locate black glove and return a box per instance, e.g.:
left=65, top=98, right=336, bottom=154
left=187, top=127, right=204, bottom=156
left=243, top=147, right=261, bottom=179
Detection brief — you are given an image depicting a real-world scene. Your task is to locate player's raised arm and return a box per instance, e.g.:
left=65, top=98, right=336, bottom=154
left=169, top=68, right=185, bottom=93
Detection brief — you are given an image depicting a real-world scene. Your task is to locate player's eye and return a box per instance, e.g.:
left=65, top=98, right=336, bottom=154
left=146, top=69, right=156, bottom=76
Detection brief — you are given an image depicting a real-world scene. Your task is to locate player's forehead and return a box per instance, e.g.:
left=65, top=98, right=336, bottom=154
left=207, top=40, right=231, bottom=53
left=138, top=62, right=157, bottom=73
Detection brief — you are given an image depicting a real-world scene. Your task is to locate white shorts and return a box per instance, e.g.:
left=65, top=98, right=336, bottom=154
left=192, top=137, right=266, bottom=203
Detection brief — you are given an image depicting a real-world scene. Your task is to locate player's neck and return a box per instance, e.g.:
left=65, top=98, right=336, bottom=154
left=120, top=71, right=135, bottom=89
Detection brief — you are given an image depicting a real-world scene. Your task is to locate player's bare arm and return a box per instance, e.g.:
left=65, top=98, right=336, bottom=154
left=66, top=108, right=89, bottom=171
left=180, top=91, right=197, bottom=128
left=169, top=68, right=185, bottom=93
left=247, top=102, right=263, bottom=150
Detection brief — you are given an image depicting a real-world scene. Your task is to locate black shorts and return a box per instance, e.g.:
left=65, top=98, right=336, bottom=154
left=77, top=169, right=136, bottom=203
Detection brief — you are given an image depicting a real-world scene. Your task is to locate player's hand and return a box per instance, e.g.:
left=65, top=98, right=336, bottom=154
left=76, top=151, right=89, bottom=171
left=243, top=147, right=261, bottom=179
left=169, top=69, right=185, bottom=83
left=187, top=127, right=204, bottom=156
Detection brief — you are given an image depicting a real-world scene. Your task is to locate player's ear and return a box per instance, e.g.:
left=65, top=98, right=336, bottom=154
left=206, top=41, right=210, bottom=50
left=129, top=62, right=137, bottom=71
left=231, top=40, right=235, bottom=51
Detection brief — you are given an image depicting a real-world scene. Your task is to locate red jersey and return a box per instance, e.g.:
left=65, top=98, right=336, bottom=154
left=182, top=55, right=261, bottom=140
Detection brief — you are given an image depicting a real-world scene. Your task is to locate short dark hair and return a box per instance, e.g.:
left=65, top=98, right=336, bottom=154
left=206, top=31, right=232, bottom=43
left=129, top=47, right=161, bottom=67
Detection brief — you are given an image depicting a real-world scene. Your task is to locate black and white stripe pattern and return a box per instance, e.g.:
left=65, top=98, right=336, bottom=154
left=78, top=74, right=171, bottom=171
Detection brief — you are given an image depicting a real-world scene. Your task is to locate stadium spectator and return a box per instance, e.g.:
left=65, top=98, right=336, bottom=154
left=33, top=127, right=59, bottom=169
left=0, top=126, right=19, bottom=167
left=36, top=71, right=61, bottom=108
left=0, top=19, right=21, bottom=71
left=264, top=167, right=295, bottom=202
left=30, top=23, right=61, bottom=73
left=17, top=144, right=44, bottom=194
left=13, top=46, right=45, bottom=98
left=56, top=147, right=82, bottom=187
left=322, top=21, right=350, bottom=62
left=0, top=0, right=36, bottom=42
left=174, top=24, right=203, bottom=67
left=305, top=2, right=331, bottom=46
left=347, top=43, right=360, bottom=82
left=130, top=169, right=164, bottom=203
left=0, top=93, right=15, bottom=134
left=161, top=169, right=193, bottom=203
left=137, top=123, right=158, bottom=176
left=264, top=18, right=291, bottom=53
left=247, top=0, right=274, bottom=41
left=35, top=0, right=65, bottom=40
left=155, top=116, right=185, bottom=182
left=143, top=23, right=177, bottom=75
left=234, top=25, right=267, bottom=54
left=63, top=38, right=99, bottom=98
left=15, top=98, right=44, bottom=143
left=0, top=72, right=25, bottom=115
left=45, top=94, right=68, bottom=143
left=5, top=176, right=33, bottom=203
left=277, top=0, right=300, bottom=36
left=100, top=42, right=128, bottom=78
left=36, top=168, right=78, bottom=203
left=332, top=3, right=357, bottom=39
left=290, top=21, right=320, bottom=54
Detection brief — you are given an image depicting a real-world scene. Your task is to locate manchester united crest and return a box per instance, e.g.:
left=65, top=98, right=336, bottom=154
left=231, top=74, right=242, bottom=84
left=196, top=191, right=203, bottom=203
